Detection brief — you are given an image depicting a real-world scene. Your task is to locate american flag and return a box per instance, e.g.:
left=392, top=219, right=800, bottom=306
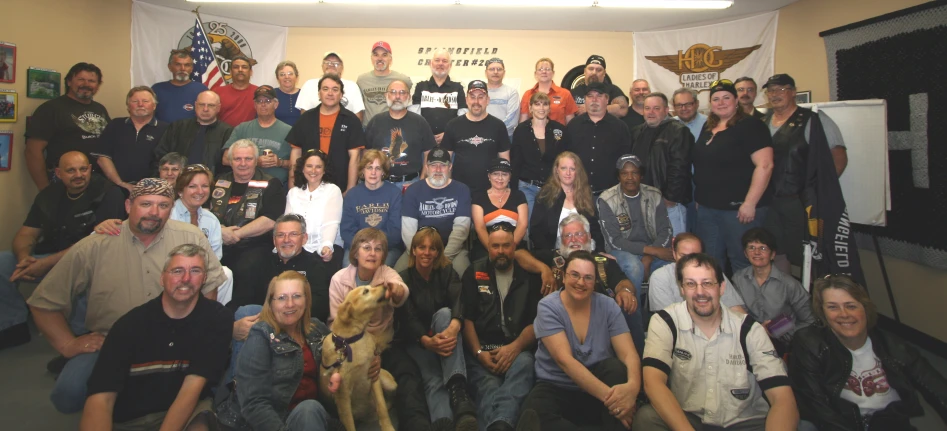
left=190, top=19, right=225, bottom=89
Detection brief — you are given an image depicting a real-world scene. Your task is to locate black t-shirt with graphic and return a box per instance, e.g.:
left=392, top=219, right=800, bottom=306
left=440, top=115, right=511, bottom=194
left=25, top=95, right=111, bottom=169
left=365, top=111, right=437, bottom=177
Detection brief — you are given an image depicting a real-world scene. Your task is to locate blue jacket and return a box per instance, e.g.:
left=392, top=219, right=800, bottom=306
left=216, top=318, right=330, bottom=431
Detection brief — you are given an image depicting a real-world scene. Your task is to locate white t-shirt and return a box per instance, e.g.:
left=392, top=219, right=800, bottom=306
left=296, top=77, right=365, bottom=114
left=839, top=338, right=901, bottom=416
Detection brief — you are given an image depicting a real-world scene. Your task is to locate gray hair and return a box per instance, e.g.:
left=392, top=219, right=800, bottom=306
left=274, top=213, right=307, bottom=236
left=163, top=243, right=208, bottom=272
left=672, top=87, right=699, bottom=102
left=228, top=139, right=259, bottom=162
left=557, top=213, right=596, bottom=253
left=432, top=48, right=451, bottom=61
left=275, top=60, right=299, bottom=78
left=159, top=152, right=187, bottom=168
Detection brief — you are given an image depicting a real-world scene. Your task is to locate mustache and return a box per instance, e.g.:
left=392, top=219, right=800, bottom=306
left=693, top=295, right=713, bottom=302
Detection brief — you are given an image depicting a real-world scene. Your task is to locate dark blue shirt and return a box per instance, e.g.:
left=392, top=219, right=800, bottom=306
left=152, top=81, right=207, bottom=123
left=274, top=88, right=302, bottom=126
left=94, top=117, right=169, bottom=182
left=341, top=181, right=403, bottom=250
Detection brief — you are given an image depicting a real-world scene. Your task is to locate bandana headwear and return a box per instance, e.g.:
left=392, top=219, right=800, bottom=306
left=131, top=178, right=176, bottom=200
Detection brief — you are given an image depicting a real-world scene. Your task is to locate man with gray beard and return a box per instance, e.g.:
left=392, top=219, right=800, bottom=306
left=365, top=79, right=437, bottom=190
left=398, top=147, right=472, bottom=276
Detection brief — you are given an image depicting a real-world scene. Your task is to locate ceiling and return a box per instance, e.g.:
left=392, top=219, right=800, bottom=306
left=139, top=0, right=798, bottom=32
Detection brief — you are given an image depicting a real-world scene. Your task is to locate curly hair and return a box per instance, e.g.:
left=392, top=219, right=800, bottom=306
left=537, top=151, right=594, bottom=215
left=293, top=150, right=335, bottom=189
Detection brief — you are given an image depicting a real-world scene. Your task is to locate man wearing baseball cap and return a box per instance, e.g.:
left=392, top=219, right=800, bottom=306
left=296, top=51, right=366, bottom=122
left=572, top=55, right=629, bottom=118
left=596, top=154, right=673, bottom=353
left=440, top=80, right=511, bottom=195
left=357, top=41, right=413, bottom=127
left=410, top=49, right=467, bottom=145
left=27, top=178, right=227, bottom=413
left=399, top=147, right=473, bottom=277
left=565, top=81, right=632, bottom=195
left=761, top=73, right=847, bottom=273
left=222, top=85, right=293, bottom=184
left=484, top=58, right=520, bottom=140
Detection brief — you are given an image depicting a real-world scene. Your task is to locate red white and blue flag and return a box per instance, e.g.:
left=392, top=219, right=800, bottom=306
left=190, top=19, right=225, bottom=89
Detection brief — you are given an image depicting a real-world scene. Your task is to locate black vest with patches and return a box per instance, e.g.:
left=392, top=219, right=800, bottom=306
left=765, top=107, right=813, bottom=197
left=209, top=169, right=272, bottom=228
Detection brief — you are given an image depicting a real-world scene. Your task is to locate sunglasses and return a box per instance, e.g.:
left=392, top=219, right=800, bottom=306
left=710, top=79, right=734, bottom=88
left=306, top=148, right=327, bottom=156
left=184, top=164, right=211, bottom=173
left=488, top=223, right=515, bottom=233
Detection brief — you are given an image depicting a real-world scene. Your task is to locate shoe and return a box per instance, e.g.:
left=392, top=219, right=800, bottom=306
left=47, top=354, right=70, bottom=375
left=431, top=417, right=453, bottom=431
left=486, top=421, right=515, bottom=431
left=516, top=409, right=541, bottom=431
left=447, top=378, right=477, bottom=431
left=0, top=322, right=30, bottom=352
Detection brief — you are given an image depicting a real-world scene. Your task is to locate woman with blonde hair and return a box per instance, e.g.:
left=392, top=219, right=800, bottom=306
left=529, top=151, right=602, bottom=252
left=790, top=275, right=947, bottom=431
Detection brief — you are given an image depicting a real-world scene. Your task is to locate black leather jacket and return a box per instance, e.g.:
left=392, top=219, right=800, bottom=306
left=790, top=325, right=947, bottom=430
left=396, top=265, right=464, bottom=345
left=152, top=118, right=233, bottom=175
left=460, top=258, right=541, bottom=347
left=765, top=107, right=812, bottom=197
left=629, top=118, right=693, bottom=204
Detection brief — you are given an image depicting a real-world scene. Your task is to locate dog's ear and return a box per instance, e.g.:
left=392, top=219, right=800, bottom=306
left=337, top=297, right=354, bottom=323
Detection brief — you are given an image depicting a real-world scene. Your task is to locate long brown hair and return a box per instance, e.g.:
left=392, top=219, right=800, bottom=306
left=408, top=227, right=451, bottom=270
left=537, top=151, right=594, bottom=215
left=260, top=271, right=314, bottom=337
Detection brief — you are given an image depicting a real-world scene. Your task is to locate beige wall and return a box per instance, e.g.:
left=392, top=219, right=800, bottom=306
left=286, top=28, right=635, bottom=98
left=0, top=0, right=132, bottom=247
left=775, top=0, right=929, bottom=102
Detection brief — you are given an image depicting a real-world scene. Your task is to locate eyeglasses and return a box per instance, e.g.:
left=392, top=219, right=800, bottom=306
left=488, top=223, right=515, bottom=233
left=681, top=281, right=719, bottom=290
left=674, top=101, right=696, bottom=109
left=278, top=72, right=296, bottom=77
left=565, top=271, right=595, bottom=284
left=166, top=267, right=205, bottom=278
left=184, top=164, right=211, bottom=173
left=160, top=166, right=182, bottom=173
left=273, top=293, right=304, bottom=303
left=486, top=67, right=504, bottom=73
left=254, top=98, right=274, bottom=105
left=710, top=79, right=733, bottom=88
left=274, top=231, right=303, bottom=240
left=323, top=61, right=342, bottom=67
left=745, top=245, right=770, bottom=253
left=388, top=89, right=409, bottom=96
left=562, top=231, right=588, bottom=241
left=765, top=86, right=793, bottom=94
left=536, top=68, right=552, bottom=73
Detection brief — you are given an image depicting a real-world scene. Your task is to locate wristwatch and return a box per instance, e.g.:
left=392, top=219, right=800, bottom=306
left=622, top=287, right=635, bottom=295
left=476, top=348, right=484, bottom=356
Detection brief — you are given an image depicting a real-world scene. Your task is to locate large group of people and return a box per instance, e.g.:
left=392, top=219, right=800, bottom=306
left=1, top=41, right=945, bottom=431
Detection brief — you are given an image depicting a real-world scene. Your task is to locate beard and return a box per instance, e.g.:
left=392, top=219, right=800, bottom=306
left=136, top=217, right=164, bottom=234
left=428, top=174, right=448, bottom=188
left=559, top=240, right=592, bottom=257
left=690, top=295, right=717, bottom=317
left=493, top=254, right=512, bottom=270
left=173, top=72, right=190, bottom=82
left=278, top=245, right=299, bottom=260
left=386, top=99, right=406, bottom=110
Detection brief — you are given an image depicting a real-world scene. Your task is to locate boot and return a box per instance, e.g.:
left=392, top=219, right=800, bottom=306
left=432, top=417, right=453, bottom=431
left=515, top=409, right=541, bottom=431
left=447, top=376, right=477, bottom=431
left=486, top=421, right=515, bottom=431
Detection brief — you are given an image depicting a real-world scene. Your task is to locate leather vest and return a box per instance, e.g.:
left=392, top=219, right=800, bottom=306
left=598, top=183, right=662, bottom=243
left=765, top=107, right=812, bottom=197
left=209, top=169, right=272, bottom=228
left=36, top=175, right=112, bottom=249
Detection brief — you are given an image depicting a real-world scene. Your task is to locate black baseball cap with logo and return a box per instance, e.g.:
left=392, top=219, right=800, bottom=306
left=586, top=55, right=606, bottom=69
left=586, top=81, right=608, bottom=95
left=427, top=147, right=451, bottom=165
left=488, top=158, right=512, bottom=173
left=254, top=85, right=277, bottom=100
left=763, top=73, right=796, bottom=89
left=467, top=80, right=488, bottom=94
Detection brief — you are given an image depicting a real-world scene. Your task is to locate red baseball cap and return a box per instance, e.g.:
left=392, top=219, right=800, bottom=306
left=371, top=41, right=392, bottom=54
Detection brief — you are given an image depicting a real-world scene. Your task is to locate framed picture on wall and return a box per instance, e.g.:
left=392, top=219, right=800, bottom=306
left=795, top=91, right=811, bottom=104
left=0, top=131, right=12, bottom=171
left=0, top=91, right=16, bottom=123
left=26, top=68, right=61, bottom=99
left=0, top=42, right=14, bottom=83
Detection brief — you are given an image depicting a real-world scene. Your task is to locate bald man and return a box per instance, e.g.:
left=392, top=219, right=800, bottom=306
left=153, top=90, right=233, bottom=175
left=0, top=151, right=125, bottom=351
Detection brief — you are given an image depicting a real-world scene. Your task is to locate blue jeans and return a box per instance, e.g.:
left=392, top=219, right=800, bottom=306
left=51, top=350, right=100, bottom=413
left=0, top=251, right=48, bottom=331
left=518, top=181, right=541, bottom=220
left=405, top=308, right=467, bottom=422
left=608, top=249, right=670, bottom=355
left=392, top=178, right=418, bottom=192
left=686, top=201, right=699, bottom=233
left=466, top=349, right=535, bottom=429
left=695, top=206, right=768, bottom=273
left=666, top=203, right=687, bottom=237
left=286, top=399, right=330, bottom=431
left=227, top=304, right=264, bottom=384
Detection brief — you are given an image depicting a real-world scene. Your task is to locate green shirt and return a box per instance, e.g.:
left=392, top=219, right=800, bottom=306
left=224, top=119, right=293, bottom=183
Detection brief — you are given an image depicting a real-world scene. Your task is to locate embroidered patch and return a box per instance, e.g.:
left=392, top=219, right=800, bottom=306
left=248, top=180, right=269, bottom=188
left=673, top=348, right=692, bottom=361
left=553, top=256, right=565, bottom=268
left=617, top=212, right=632, bottom=231
left=478, top=285, right=491, bottom=293
left=762, top=349, right=779, bottom=358
left=215, top=179, right=231, bottom=188
left=212, top=188, right=226, bottom=199
left=730, top=388, right=750, bottom=400
left=475, top=271, right=490, bottom=281
left=366, top=213, right=382, bottom=227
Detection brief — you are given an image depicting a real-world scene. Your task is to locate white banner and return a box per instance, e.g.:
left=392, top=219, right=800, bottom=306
left=634, top=11, right=778, bottom=107
left=131, top=1, right=287, bottom=88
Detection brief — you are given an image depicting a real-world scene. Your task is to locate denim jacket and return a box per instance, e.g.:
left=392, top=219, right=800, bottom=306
left=216, top=318, right=330, bottom=431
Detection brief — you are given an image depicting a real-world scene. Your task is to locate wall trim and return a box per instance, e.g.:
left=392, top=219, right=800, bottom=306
left=878, top=315, right=947, bottom=360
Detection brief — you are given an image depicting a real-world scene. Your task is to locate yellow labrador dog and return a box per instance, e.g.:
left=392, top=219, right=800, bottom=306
left=320, top=285, right=397, bottom=431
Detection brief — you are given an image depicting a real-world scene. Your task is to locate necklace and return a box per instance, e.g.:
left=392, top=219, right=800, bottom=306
left=66, top=191, right=86, bottom=201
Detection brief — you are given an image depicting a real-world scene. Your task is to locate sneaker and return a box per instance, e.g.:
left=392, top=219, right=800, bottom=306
left=47, top=354, right=70, bottom=375
left=0, top=322, right=30, bottom=352
left=447, top=378, right=477, bottom=431
left=516, top=409, right=541, bottom=431
left=431, top=417, right=453, bottom=431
